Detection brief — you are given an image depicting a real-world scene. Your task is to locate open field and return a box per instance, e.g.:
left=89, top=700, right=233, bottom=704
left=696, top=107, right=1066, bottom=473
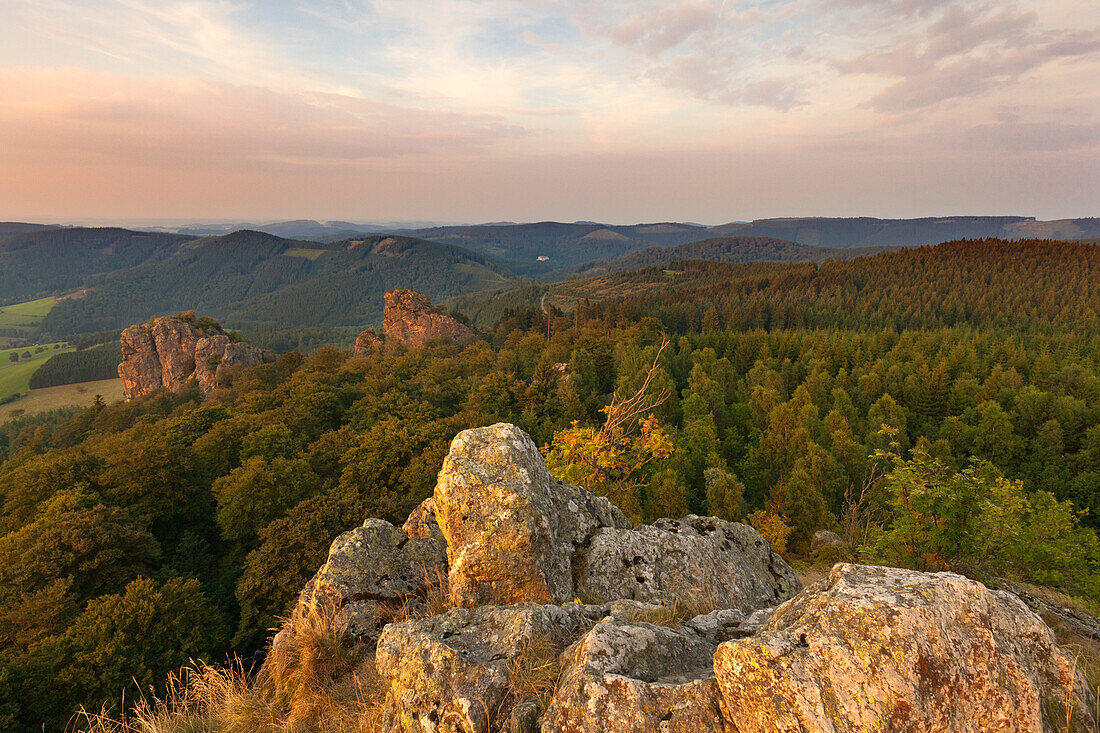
left=0, top=342, right=67, bottom=362
left=0, top=344, right=74, bottom=399
left=0, top=378, right=124, bottom=422
left=0, top=295, right=57, bottom=327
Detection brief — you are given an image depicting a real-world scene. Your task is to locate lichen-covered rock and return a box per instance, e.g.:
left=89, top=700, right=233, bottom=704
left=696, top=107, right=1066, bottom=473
left=383, top=289, right=477, bottom=348
left=403, top=497, right=445, bottom=544
left=118, top=323, right=163, bottom=400
left=353, top=327, right=382, bottom=356
left=118, top=314, right=263, bottom=399
left=434, top=423, right=629, bottom=607
left=376, top=603, right=601, bottom=733
left=540, top=617, right=727, bottom=733
left=714, top=563, right=1096, bottom=733
left=296, top=518, right=448, bottom=642
left=574, top=515, right=800, bottom=613
left=810, top=529, right=843, bottom=553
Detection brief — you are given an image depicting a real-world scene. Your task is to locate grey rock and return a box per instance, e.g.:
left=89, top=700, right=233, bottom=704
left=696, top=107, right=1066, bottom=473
left=376, top=603, right=603, bottom=733
left=574, top=515, right=801, bottom=613
left=296, top=518, right=448, bottom=642
left=810, top=529, right=843, bottom=552
left=540, top=617, right=726, bottom=733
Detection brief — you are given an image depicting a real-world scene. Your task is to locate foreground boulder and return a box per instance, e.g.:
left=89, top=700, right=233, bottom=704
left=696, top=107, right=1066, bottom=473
left=714, top=563, right=1096, bottom=733
left=541, top=616, right=727, bottom=733
left=575, top=515, right=800, bottom=612
left=383, top=289, right=477, bottom=348
left=434, top=423, right=629, bottom=607
left=376, top=603, right=602, bottom=733
left=294, top=518, right=448, bottom=642
left=118, top=314, right=263, bottom=399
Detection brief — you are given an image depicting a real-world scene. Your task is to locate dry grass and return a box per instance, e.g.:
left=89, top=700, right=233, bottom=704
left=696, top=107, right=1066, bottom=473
left=73, top=604, right=389, bottom=733
left=506, top=635, right=565, bottom=711
left=0, top=377, right=123, bottom=422
left=1041, top=613, right=1100, bottom=733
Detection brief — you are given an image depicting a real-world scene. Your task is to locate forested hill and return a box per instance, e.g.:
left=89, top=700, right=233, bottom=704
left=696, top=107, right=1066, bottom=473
left=567, top=236, right=892, bottom=276
left=707, top=216, right=1100, bottom=247
left=455, top=238, right=1100, bottom=333
left=0, top=222, right=61, bottom=237
left=397, top=221, right=709, bottom=274
left=0, top=227, right=190, bottom=305
left=584, top=239, right=1100, bottom=333
left=39, top=230, right=513, bottom=338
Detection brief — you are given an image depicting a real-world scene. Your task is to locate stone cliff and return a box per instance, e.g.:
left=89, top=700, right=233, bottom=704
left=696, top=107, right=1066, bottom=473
left=279, top=423, right=1096, bottom=733
left=353, top=289, right=476, bottom=353
left=118, top=314, right=264, bottom=400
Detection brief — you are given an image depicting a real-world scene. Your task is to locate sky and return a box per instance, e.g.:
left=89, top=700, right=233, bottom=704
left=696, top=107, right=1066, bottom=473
left=1, top=0, right=1098, bottom=224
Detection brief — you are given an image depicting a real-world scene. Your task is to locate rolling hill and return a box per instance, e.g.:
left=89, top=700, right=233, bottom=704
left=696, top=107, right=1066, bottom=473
left=0, top=227, right=190, bottom=305
left=707, top=216, right=1100, bottom=248
left=566, top=236, right=892, bottom=276
left=37, top=230, right=513, bottom=338
left=395, top=221, right=710, bottom=274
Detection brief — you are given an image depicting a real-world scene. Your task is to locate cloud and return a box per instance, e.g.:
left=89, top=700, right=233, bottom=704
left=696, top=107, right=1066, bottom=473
left=0, top=67, right=524, bottom=169
left=831, top=2, right=1100, bottom=112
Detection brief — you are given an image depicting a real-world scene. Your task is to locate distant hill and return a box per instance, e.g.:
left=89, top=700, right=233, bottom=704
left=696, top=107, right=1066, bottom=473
left=38, top=230, right=514, bottom=337
left=397, top=222, right=710, bottom=274
left=0, top=227, right=190, bottom=305
left=708, top=216, right=1100, bottom=247
left=452, top=237, right=1100, bottom=333
left=0, top=222, right=61, bottom=237
left=567, top=236, right=892, bottom=276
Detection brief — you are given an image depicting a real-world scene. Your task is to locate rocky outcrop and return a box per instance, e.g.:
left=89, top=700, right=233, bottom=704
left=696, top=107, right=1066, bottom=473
left=376, top=603, right=602, bottom=733
left=266, top=423, right=1098, bottom=733
left=118, top=314, right=263, bottom=400
left=353, top=327, right=382, bottom=356
left=293, top=518, right=448, bottom=642
left=574, top=515, right=801, bottom=612
left=383, top=289, right=476, bottom=348
left=402, top=497, right=445, bottom=544
left=714, top=563, right=1096, bottom=733
left=434, top=423, right=629, bottom=607
left=541, top=617, right=727, bottom=733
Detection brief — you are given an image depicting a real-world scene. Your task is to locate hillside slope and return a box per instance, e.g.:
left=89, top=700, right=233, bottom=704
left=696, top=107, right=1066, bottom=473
left=39, top=231, right=512, bottom=337
left=709, top=216, right=1100, bottom=247
left=568, top=236, right=891, bottom=276
left=399, top=221, right=709, bottom=274
left=0, top=228, right=190, bottom=305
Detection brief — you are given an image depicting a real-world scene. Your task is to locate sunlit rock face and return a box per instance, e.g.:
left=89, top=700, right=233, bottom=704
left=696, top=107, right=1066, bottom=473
left=433, top=422, right=629, bottom=608
left=382, top=289, right=476, bottom=348
left=118, top=315, right=262, bottom=399
left=714, top=563, right=1097, bottom=733
left=272, top=422, right=1094, bottom=733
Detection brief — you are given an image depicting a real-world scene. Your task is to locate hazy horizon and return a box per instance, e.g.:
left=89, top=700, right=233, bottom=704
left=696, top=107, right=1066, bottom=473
left=2, top=0, right=1098, bottom=222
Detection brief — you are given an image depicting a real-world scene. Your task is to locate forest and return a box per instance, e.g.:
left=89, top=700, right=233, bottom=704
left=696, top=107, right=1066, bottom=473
left=0, top=238, right=1099, bottom=729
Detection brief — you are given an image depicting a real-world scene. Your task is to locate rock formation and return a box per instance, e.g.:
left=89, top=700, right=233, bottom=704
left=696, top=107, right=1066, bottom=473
left=377, top=603, right=602, bottom=733
left=272, top=423, right=1095, bottom=733
left=292, top=518, right=448, bottom=642
left=541, top=616, right=727, bottom=733
left=118, top=314, right=263, bottom=400
left=574, top=515, right=800, bottom=612
left=434, top=423, right=630, bottom=607
left=714, top=563, right=1096, bottom=733
left=351, top=289, right=476, bottom=355
left=353, top=327, right=382, bottom=356
left=383, top=289, right=476, bottom=348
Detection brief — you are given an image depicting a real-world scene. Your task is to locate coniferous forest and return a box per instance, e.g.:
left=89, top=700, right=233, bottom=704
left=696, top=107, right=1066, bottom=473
left=1, top=238, right=1100, bottom=728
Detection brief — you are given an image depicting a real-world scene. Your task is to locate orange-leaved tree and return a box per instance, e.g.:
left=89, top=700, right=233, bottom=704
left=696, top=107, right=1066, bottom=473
left=544, top=339, right=673, bottom=520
